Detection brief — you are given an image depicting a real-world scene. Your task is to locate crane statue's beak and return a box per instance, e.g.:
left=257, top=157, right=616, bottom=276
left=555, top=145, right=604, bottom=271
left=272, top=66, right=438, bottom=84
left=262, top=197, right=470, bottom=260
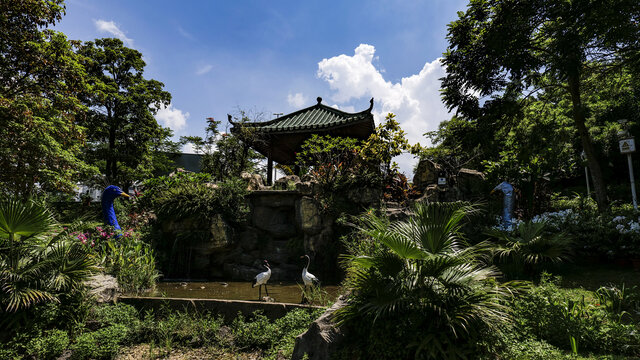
left=120, top=192, right=130, bottom=198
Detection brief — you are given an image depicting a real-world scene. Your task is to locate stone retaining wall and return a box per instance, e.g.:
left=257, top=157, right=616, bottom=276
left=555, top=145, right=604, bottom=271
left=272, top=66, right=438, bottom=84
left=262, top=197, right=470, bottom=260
left=119, top=296, right=322, bottom=322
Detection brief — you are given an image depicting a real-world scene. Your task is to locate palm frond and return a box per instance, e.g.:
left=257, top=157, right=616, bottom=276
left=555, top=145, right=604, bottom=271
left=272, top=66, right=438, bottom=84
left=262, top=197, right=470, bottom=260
left=341, top=201, right=511, bottom=358
left=0, top=199, right=56, bottom=241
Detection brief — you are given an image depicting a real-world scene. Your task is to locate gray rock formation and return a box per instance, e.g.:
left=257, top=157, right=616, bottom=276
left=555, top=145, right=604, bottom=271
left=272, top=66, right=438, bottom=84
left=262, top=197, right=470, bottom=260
left=413, top=158, right=486, bottom=201
left=158, top=177, right=342, bottom=281
left=412, top=158, right=442, bottom=190
left=273, top=175, right=301, bottom=190
left=291, top=296, right=348, bottom=360
left=87, top=274, right=120, bottom=303
left=241, top=171, right=265, bottom=190
left=296, top=196, right=322, bottom=234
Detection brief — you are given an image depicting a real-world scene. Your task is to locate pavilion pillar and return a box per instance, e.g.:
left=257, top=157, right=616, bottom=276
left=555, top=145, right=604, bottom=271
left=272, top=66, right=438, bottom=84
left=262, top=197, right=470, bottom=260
left=267, top=156, right=273, bottom=185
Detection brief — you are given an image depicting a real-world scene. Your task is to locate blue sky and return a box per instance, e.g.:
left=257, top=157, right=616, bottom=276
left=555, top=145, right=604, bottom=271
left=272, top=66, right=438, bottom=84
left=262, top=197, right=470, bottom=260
left=55, top=0, right=468, bottom=176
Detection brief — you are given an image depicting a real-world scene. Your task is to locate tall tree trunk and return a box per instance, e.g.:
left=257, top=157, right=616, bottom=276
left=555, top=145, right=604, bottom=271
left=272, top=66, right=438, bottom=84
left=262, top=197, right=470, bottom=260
left=568, top=75, right=608, bottom=211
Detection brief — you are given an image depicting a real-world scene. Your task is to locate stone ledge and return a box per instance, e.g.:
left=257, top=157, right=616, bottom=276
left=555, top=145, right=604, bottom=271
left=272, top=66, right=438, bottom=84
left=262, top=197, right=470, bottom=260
left=118, top=296, right=323, bottom=322
left=246, top=189, right=301, bottom=196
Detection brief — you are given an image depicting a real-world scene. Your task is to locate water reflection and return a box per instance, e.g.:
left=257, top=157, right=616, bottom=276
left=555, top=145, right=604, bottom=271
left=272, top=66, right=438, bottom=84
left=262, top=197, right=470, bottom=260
left=152, top=281, right=341, bottom=304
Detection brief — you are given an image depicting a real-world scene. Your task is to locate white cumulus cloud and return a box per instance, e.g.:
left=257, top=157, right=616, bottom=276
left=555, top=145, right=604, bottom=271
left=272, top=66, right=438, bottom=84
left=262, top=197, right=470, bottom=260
left=155, top=104, right=189, bottom=131
left=94, top=19, right=134, bottom=46
left=317, top=44, right=450, bottom=177
left=182, top=143, right=197, bottom=154
left=196, top=64, right=213, bottom=75
left=287, top=92, right=309, bottom=108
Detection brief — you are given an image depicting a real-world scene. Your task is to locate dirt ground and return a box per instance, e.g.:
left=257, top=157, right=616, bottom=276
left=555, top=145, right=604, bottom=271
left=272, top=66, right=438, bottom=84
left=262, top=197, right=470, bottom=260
left=116, top=344, right=268, bottom=360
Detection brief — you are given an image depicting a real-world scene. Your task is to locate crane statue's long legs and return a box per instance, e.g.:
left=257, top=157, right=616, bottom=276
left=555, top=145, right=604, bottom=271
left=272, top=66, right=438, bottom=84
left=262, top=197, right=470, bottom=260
left=265, top=285, right=269, bottom=297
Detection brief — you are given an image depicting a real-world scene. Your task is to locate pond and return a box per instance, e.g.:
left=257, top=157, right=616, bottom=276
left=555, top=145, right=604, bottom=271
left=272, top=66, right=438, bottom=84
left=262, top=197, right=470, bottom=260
left=151, top=281, right=341, bottom=304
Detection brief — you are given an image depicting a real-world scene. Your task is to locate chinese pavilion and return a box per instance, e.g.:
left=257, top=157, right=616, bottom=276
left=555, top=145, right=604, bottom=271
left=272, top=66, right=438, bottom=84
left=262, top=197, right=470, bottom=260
left=229, top=97, right=375, bottom=185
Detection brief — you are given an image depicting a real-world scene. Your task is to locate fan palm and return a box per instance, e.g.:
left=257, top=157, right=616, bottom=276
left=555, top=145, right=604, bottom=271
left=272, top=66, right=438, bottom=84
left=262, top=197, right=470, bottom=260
left=338, top=201, right=511, bottom=359
left=487, top=220, right=571, bottom=278
left=0, top=199, right=96, bottom=314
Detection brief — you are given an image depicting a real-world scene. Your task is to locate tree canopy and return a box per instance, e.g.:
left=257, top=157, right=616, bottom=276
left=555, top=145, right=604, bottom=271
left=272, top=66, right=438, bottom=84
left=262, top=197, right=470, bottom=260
left=181, top=112, right=265, bottom=181
left=0, top=0, right=96, bottom=196
left=441, top=0, right=640, bottom=211
left=77, top=38, right=176, bottom=189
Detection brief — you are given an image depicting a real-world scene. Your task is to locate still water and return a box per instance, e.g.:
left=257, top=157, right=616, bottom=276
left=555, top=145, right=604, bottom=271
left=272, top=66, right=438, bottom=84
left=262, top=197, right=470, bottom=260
left=152, top=281, right=341, bottom=304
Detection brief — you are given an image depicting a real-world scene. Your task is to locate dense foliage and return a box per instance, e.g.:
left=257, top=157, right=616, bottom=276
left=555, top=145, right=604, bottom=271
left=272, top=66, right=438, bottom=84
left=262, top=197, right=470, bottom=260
left=441, top=0, right=640, bottom=211
left=1, top=1, right=182, bottom=196
left=0, top=0, right=97, bottom=197
left=139, top=172, right=249, bottom=224
left=296, top=113, right=420, bottom=211
left=338, top=202, right=511, bottom=359
left=76, top=38, right=177, bottom=189
left=478, top=275, right=640, bottom=358
left=181, top=113, right=265, bottom=181
left=0, top=303, right=322, bottom=360
left=0, top=199, right=96, bottom=339
left=487, top=220, right=572, bottom=278
left=63, top=223, right=159, bottom=293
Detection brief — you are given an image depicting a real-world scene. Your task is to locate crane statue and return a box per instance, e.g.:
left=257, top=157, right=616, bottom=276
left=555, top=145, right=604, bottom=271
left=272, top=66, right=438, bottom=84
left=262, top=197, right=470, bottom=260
left=252, top=260, right=272, bottom=300
left=101, top=185, right=130, bottom=232
left=300, top=255, right=319, bottom=303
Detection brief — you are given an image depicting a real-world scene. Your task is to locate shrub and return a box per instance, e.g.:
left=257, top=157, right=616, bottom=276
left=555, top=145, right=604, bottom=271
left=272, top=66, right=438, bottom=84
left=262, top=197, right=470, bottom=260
left=26, top=329, right=69, bottom=360
left=337, top=201, right=512, bottom=359
left=487, top=220, right=572, bottom=278
left=90, top=303, right=139, bottom=328
left=266, top=308, right=324, bottom=359
left=134, top=310, right=224, bottom=349
left=231, top=309, right=322, bottom=359
left=141, top=174, right=248, bottom=224
left=512, top=275, right=640, bottom=356
left=70, top=324, right=128, bottom=360
left=231, top=311, right=276, bottom=349
left=0, top=199, right=96, bottom=338
left=63, top=223, right=159, bottom=293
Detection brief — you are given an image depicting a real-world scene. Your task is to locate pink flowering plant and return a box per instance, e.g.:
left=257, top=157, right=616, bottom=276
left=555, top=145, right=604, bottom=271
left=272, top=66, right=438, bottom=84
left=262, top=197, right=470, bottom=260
left=61, top=223, right=158, bottom=293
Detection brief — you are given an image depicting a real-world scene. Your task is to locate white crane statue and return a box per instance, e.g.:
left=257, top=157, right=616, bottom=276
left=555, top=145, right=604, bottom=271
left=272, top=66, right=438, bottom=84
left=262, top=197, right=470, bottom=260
left=252, top=260, right=271, bottom=300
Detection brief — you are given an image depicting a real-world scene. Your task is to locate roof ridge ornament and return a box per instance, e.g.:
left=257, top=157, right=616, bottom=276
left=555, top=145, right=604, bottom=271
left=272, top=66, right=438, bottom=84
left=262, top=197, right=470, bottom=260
left=317, top=96, right=322, bottom=105
left=227, top=114, right=235, bottom=125
left=368, top=97, right=374, bottom=112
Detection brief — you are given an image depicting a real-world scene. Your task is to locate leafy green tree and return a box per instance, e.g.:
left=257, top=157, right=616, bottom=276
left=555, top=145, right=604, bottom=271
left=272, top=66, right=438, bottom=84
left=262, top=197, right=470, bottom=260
left=76, top=38, right=176, bottom=189
left=442, top=0, right=640, bottom=211
left=338, top=202, right=510, bottom=359
left=182, top=113, right=264, bottom=181
left=427, top=67, right=640, bottom=214
left=361, top=113, right=420, bottom=177
left=0, top=0, right=96, bottom=197
left=296, top=134, right=364, bottom=188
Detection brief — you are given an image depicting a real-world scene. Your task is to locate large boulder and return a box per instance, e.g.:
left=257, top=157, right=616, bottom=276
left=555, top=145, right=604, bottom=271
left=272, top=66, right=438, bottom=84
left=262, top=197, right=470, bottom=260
left=296, top=180, right=319, bottom=196
left=296, top=196, right=322, bottom=235
left=87, top=274, right=120, bottom=303
left=252, top=206, right=297, bottom=238
left=238, top=228, right=259, bottom=251
left=346, top=187, right=381, bottom=205
left=456, top=168, right=486, bottom=199
left=291, top=295, right=348, bottom=360
left=189, top=214, right=234, bottom=255
left=413, top=158, right=442, bottom=190
left=223, top=263, right=259, bottom=281
left=273, top=175, right=301, bottom=190
left=241, top=171, right=265, bottom=191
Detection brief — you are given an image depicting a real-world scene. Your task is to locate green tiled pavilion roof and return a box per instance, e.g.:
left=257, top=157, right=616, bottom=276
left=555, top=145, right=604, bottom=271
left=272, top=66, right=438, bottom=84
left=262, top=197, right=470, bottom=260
left=231, top=97, right=374, bottom=134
